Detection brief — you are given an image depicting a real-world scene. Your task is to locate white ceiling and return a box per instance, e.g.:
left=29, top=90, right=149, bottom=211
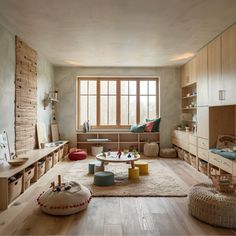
left=0, top=0, right=236, bottom=67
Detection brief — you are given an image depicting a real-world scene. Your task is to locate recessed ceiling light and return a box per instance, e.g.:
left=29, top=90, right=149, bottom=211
left=64, top=60, right=82, bottom=66
left=171, top=52, right=195, bottom=61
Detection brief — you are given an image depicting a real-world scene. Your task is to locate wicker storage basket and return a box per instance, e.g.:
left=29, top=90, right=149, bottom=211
left=183, top=151, right=190, bottom=164
left=63, top=144, right=69, bottom=156
left=177, top=148, right=184, bottom=160
left=45, top=155, right=53, bottom=172
left=210, top=166, right=220, bottom=177
left=211, top=174, right=236, bottom=193
left=53, top=151, right=59, bottom=165
left=59, top=147, right=64, bottom=160
left=199, top=159, right=208, bottom=175
left=8, top=174, right=23, bottom=203
left=189, top=154, right=197, bottom=168
left=24, top=166, right=35, bottom=189
left=38, top=161, right=46, bottom=178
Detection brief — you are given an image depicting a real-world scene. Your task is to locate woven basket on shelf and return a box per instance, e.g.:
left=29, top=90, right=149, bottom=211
left=211, top=174, right=236, bottom=193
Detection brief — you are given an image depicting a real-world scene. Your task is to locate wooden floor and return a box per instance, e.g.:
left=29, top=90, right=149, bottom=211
left=0, top=158, right=236, bottom=236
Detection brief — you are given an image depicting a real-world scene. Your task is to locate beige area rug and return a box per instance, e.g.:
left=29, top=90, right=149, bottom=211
left=62, top=158, right=188, bottom=197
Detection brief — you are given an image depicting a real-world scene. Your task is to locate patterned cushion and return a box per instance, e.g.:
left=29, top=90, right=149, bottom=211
left=145, top=118, right=161, bottom=132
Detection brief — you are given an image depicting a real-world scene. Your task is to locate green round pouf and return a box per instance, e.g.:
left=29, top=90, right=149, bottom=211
left=94, top=171, right=114, bottom=186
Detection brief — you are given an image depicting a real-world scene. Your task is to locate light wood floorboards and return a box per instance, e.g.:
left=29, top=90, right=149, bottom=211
left=0, top=158, right=236, bottom=236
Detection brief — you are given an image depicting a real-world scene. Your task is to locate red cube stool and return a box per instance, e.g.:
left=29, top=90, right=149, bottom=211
left=68, top=150, right=87, bottom=161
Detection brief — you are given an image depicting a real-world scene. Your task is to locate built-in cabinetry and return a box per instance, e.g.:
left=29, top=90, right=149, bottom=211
left=208, top=23, right=236, bottom=106
left=181, top=57, right=197, bottom=88
left=77, top=132, right=160, bottom=154
left=0, top=141, right=69, bottom=210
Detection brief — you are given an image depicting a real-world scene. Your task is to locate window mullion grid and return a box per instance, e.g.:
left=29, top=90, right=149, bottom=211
left=87, top=80, right=89, bottom=121
left=128, top=81, right=130, bottom=124
left=147, top=81, right=149, bottom=118
left=107, top=81, right=109, bottom=125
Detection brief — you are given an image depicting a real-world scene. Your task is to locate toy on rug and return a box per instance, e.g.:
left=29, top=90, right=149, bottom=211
left=37, top=175, right=92, bottom=216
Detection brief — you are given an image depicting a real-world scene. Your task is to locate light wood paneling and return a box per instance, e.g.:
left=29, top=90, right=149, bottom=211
left=196, top=46, right=208, bottom=106
left=15, top=36, right=37, bottom=155
left=197, top=106, right=209, bottom=139
left=222, top=23, right=236, bottom=105
left=208, top=36, right=223, bottom=106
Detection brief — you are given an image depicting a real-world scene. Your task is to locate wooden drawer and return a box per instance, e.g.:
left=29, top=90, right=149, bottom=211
left=198, top=147, right=209, bottom=162
left=179, top=140, right=188, bottom=151
left=172, top=138, right=178, bottom=146
left=189, top=144, right=197, bottom=156
left=172, top=130, right=178, bottom=139
left=189, top=135, right=197, bottom=146
left=209, top=152, right=222, bottom=167
left=198, top=137, right=209, bottom=149
left=221, top=158, right=233, bottom=174
left=182, top=132, right=189, bottom=143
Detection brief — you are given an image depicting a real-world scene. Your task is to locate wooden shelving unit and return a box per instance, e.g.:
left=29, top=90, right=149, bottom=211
left=181, top=82, right=197, bottom=131
left=77, top=131, right=160, bottom=154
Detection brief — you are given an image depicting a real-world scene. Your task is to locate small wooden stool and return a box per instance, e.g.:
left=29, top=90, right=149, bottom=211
left=134, top=161, right=149, bottom=175
left=128, top=167, right=139, bottom=179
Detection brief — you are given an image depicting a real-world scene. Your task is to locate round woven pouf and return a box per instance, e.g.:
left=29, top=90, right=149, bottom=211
left=188, top=183, right=236, bottom=229
left=37, top=181, right=92, bottom=216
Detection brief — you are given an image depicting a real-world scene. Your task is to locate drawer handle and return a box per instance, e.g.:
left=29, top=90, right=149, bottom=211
left=28, top=171, right=31, bottom=175
left=15, top=181, right=18, bottom=185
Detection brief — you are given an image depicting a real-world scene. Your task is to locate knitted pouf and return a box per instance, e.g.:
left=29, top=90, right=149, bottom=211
left=68, top=150, right=87, bottom=161
left=134, top=161, right=149, bottom=175
left=188, top=183, right=236, bottom=229
left=94, top=171, right=114, bottom=186
left=128, top=167, right=140, bottom=179
left=37, top=181, right=92, bottom=216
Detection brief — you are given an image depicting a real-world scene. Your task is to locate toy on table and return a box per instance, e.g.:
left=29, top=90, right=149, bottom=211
left=117, top=150, right=122, bottom=159
left=127, top=153, right=132, bottom=158
left=102, top=151, right=106, bottom=158
left=108, top=149, right=111, bottom=156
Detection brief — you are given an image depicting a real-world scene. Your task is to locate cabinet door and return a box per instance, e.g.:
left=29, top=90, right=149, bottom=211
left=208, top=36, right=224, bottom=106
left=189, top=57, right=197, bottom=84
left=222, top=23, right=236, bottom=105
left=181, top=63, right=190, bottom=87
left=197, top=47, right=208, bottom=106
left=197, top=106, right=209, bottom=139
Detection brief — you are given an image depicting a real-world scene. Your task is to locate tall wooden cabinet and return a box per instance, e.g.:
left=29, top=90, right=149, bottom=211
left=222, top=23, right=236, bottom=105
left=181, top=57, right=197, bottom=88
left=208, top=36, right=223, bottom=106
left=196, top=47, right=208, bottom=106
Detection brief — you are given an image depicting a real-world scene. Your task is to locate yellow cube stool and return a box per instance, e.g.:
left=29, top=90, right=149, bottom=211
left=134, top=161, right=149, bottom=175
left=128, top=167, right=139, bottom=179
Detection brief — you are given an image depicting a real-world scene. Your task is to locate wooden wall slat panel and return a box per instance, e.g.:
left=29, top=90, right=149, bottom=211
left=15, top=36, right=37, bottom=155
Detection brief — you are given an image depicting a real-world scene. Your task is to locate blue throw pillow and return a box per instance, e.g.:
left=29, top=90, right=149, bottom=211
left=130, top=124, right=146, bottom=133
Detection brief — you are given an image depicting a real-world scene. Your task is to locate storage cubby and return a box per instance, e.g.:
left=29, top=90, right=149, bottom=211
left=0, top=141, right=69, bottom=210
left=77, top=132, right=160, bottom=155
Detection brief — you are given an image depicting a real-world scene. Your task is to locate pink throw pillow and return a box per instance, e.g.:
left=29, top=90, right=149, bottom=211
left=145, top=121, right=154, bottom=132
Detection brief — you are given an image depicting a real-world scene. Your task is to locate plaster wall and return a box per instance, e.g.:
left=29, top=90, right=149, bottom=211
left=0, top=23, right=54, bottom=152
left=54, top=67, right=181, bottom=148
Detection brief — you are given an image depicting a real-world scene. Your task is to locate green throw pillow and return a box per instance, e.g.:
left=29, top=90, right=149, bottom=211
left=145, top=118, right=161, bottom=132
left=130, top=124, right=146, bottom=133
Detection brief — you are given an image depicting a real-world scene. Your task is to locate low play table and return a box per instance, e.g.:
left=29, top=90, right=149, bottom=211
left=96, top=152, right=140, bottom=168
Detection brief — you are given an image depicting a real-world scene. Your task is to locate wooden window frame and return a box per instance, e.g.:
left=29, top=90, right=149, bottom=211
left=77, top=77, right=159, bottom=130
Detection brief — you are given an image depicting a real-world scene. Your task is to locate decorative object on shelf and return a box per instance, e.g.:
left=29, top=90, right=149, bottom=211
left=143, top=142, right=159, bottom=157
left=36, top=122, right=47, bottom=149
left=188, top=183, right=236, bottom=229
left=0, top=131, right=11, bottom=163
left=83, top=120, right=90, bottom=133
left=37, top=175, right=92, bottom=216
left=216, top=134, right=235, bottom=149
left=43, top=91, right=59, bottom=110
left=8, top=157, right=28, bottom=166
left=211, top=174, right=236, bottom=193
left=185, top=125, right=190, bottom=132
left=51, top=123, right=60, bottom=142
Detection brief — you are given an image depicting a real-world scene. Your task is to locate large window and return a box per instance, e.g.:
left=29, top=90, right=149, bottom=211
left=77, top=78, right=159, bottom=128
